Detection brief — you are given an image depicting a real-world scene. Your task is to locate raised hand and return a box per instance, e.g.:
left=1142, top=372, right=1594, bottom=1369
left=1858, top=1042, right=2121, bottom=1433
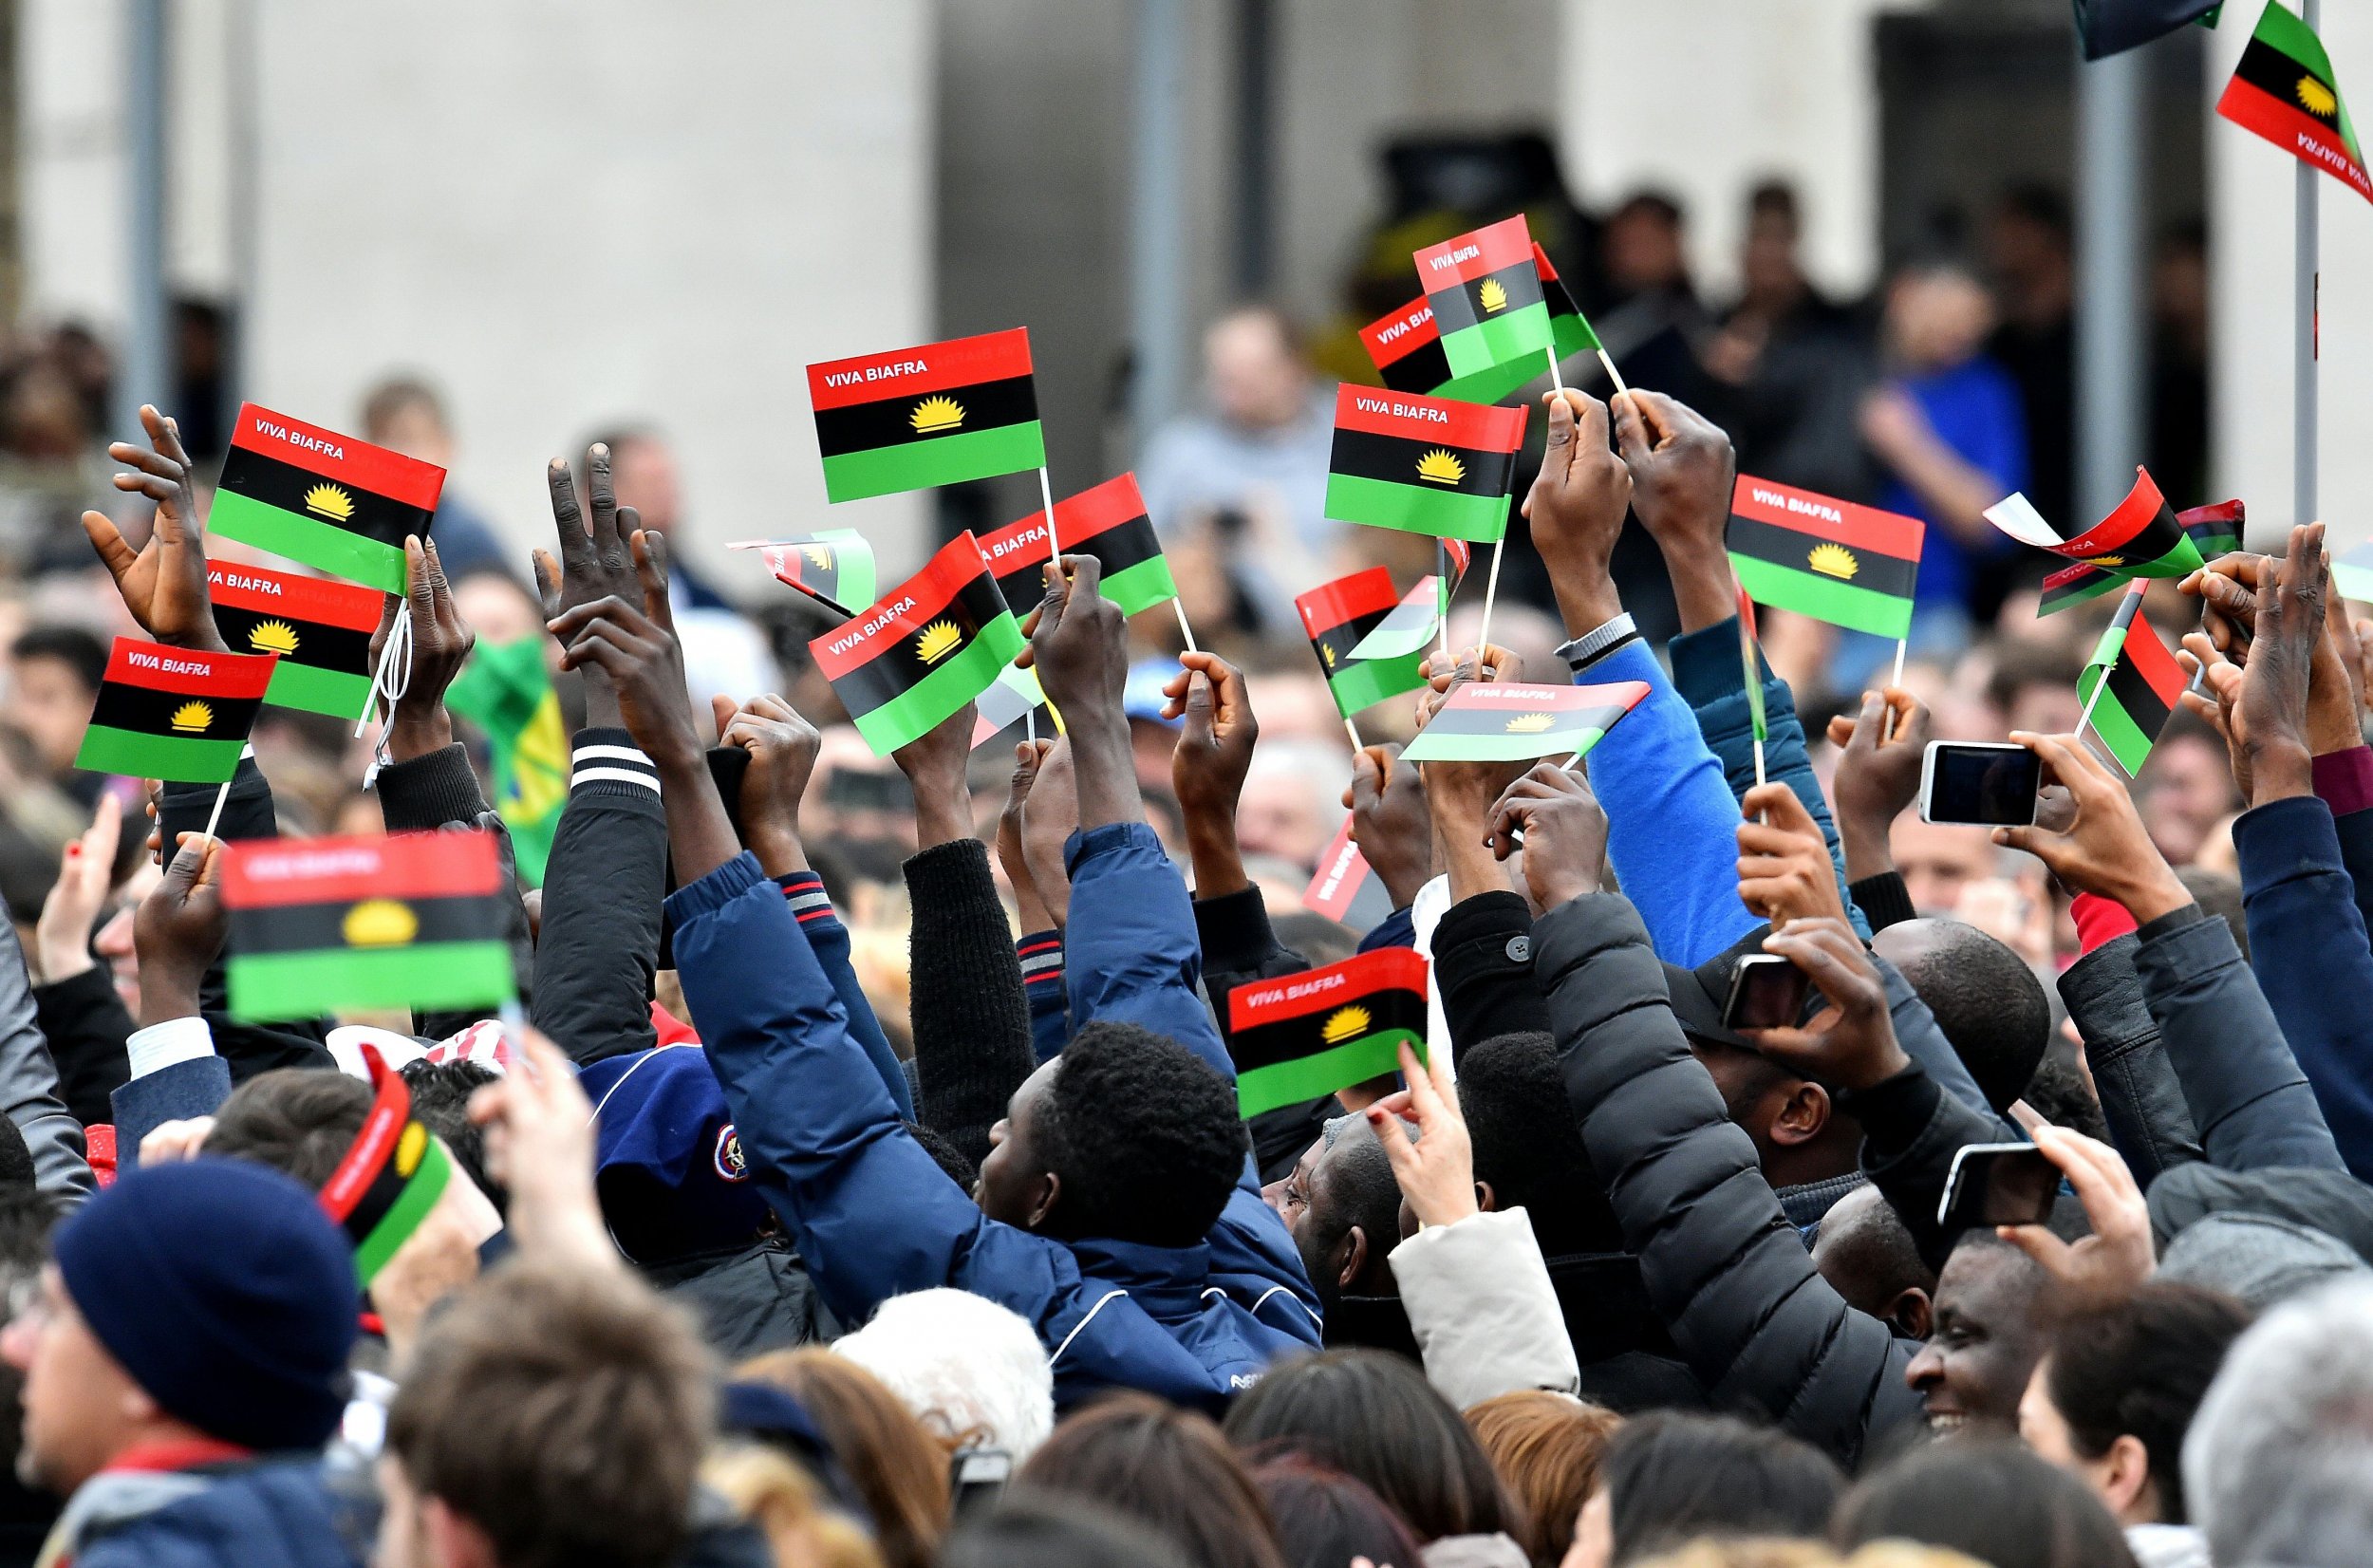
left=1024, top=555, right=1138, bottom=831
left=1164, top=651, right=1261, bottom=898
left=1996, top=1123, right=2154, bottom=1302
left=1348, top=745, right=1435, bottom=909
left=1738, top=916, right=1910, bottom=1092
left=1993, top=731, right=2190, bottom=923
left=1416, top=648, right=1530, bottom=864
left=2177, top=634, right=2252, bottom=803
left=375, top=536, right=476, bottom=763
left=2233, top=522, right=2328, bottom=803
left=1520, top=389, right=1634, bottom=637
left=531, top=444, right=643, bottom=727
left=545, top=531, right=701, bottom=775
left=468, top=1027, right=617, bottom=1272
left=1612, top=389, right=1738, bottom=632
left=131, top=833, right=225, bottom=1028
left=998, top=739, right=1056, bottom=931
left=82, top=406, right=228, bottom=653
left=1364, top=1041, right=1479, bottom=1229
left=1736, top=781, right=1848, bottom=927
left=1018, top=736, right=1077, bottom=925
left=35, top=793, right=121, bottom=982
left=1823, top=688, right=1931, bottom=883
left=890, top=699, right=978, bottom=850
left=715, top=694, right=824, bottom=873
left=1487, top=764, right=1609, bottom=915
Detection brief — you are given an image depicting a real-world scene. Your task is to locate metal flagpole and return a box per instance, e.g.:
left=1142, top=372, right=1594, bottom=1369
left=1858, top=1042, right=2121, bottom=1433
left=2299, top=0, right=2322, bottom=531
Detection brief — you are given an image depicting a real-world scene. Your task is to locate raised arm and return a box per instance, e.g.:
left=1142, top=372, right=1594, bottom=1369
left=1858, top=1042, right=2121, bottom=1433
left=30, top=798, right=135, bottom=1122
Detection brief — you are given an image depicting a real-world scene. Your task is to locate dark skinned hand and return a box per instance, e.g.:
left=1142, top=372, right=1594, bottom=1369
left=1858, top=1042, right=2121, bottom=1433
left=83, top=406, right=228, bottom=653
left=1520, top=389, right=1634, bottom=637
left=1737, top=917, right=1910, bottom=1092
left=132, top=833, right=224, bottom=1029
left=1346, top=744, right=1435, bottom=908
left=1737, top=781, right=1848, bottom=927
left=376, top=536, right=475, bottom=763
left=2182, top=535, right=2358, bottom=756
left=712, top=694, right=822, bottom=874
left=1487, top=765, right=1609, bottom=916
left=1993, top=731, right=2191, bottom=922
left=890, top=699, right=979, bottom=850
left=531, top=443, right=644, bottom=729
left=1021, top=553, right=1129, bottom=718
left=1162, top=651, right=1260, bottom=898
left=544, top=531, right=702, bottom=773
left=2233, top=523, right=2330, bottom=801
left=998, top=739, right=1056, bottom=931
left=1822, top=688, right=1931, bottom=882
left=1611, top=389, right=1738, bottom=633
left=2177, top=633, right=2253, bottom=803
left=1018, top=736, right=1077, bottom=927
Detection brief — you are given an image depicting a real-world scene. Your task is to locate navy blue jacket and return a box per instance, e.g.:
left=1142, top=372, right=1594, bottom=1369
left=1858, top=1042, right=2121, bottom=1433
left=74, top=1458, right=358, bottom=1568
left=669, top=825, right=1321, bottom=1412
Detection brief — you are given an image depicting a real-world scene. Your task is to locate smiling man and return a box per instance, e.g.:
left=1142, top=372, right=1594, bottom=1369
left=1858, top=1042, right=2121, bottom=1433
left=1903, top=1233, right=2055, bottom=1435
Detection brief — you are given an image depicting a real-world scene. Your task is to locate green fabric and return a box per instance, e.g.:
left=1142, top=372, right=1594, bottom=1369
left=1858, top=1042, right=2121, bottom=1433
left=2078, top=665, right=2157, bottom=775
left=351, top=1137, right=452, bottom=1284
left=849, top=613, right=1026, bottom=755
left=1236, top=1029, right=1424, bottom=1118
left=1324, top=474, right=1511, bottom=544
left=1437, top=301, right=1554, bottom=380
left=446, top=638, right=567, bottom=885
left=1097, top=553, right=1179, bottom=617
left=74, top=725, right=246, bottom=784
left=208, top=489, right=406, bottom=593
left=263, top=660, right=373, bottom=721
left=1731, top=554, right=1915, bottom=640
left=819, top=422, right=1047, bottom=503
left=226, top=941, right=515, bottom=1022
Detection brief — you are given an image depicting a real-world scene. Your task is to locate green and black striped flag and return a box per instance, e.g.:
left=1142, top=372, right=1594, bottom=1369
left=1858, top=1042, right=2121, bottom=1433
left=1402, top=680, right=1648, bottom=763
left=806, top=328, right=1046, bottom=503
left=1986, top=467, right=2206, bottom=580
left=1358, top=296, right=1536, bottom=405
left=1414, top=215, right=1555, bottom=380
left=1298, top=568, right=1429, bottom=719
left=2216, top=0, right=2370, bottom=203
left=212, top=404, right=444, bottom=595
left=2078, top=586, right=2185, bottom=776
left=1227, top=948, right=1429, bottom=1118
left=221, top=830, right=516, bottom=1021
left=731, top=531, right=878, bottom=616
left=1533, top=242, right=1604, bottom=365
left=1728, top=475, right=1924, bottom=640
left=1325, top=385, right=1527, bottom=544
left=75, top=638, right=276, bottom=783
left=2039, top=500, right=2244, bottom=615
left=810, top=532, right=1024, bottom=756
left=208, top=561, right=385, bottom=721
left=981, top=473, right=1177, bottom=618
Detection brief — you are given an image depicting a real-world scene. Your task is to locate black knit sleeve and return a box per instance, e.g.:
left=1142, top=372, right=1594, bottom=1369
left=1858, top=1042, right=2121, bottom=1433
left=904, top=838, right=1036, bottom=1168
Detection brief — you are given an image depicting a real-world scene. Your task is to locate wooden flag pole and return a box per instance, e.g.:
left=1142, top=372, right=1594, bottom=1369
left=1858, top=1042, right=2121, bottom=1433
left=1171, top=598, right=1199, bottom=654
left=1883, top=638, right=1908, bottom=741
left=200, top=779, right=231, bottom=844
left=1598, top=347, right=1630, bottom=399
left=1345, top=717, right=1364, bottom=752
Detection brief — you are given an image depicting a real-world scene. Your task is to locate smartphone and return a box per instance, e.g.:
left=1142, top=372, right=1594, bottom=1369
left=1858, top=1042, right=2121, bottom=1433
left=1722, top=953, right=1813, bottom=1031
left=1919, top=741, right=2043, bottom=827
left=949, top=1448, right=1012, bottom=1519
left=1937, top=1143, right=2060, bottom=1229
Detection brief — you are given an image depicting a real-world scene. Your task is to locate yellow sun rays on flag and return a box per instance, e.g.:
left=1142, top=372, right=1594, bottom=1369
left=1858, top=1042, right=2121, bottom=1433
left=1416, top=449, right=1466, bottom=486
left=915, top=620, right=963, bottom=663
left=168, top=700, right=213, bottom=733
left=303, top=483, right=354, bottom=521
left=1807, top=543, right=1859, bottom=581
left=1320, top=1005, right=1372, bottom=1045
left=910, top=396, right=965, bottom=434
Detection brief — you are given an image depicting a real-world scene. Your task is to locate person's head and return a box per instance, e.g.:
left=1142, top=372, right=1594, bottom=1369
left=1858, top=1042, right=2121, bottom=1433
left=1868, top=921, right=2049, bottom=1115
left=2182, top=1279, right=2373, bottom=1567
left=1810, top=1184, right=1935, bottom=1340
left=1740, top=182, right=1808, bottom=308
left=402, top=1058, right=504, bottom=1210
left=2139, top=722, right=2239, bottom=868
left=1985, top=643, right=2087, bottom=739
left=1021, top=1393, right=1285, bottom=1568
left=1252, top=1457, right=1424, bottom=1568
left=701, top=1444, right=885, bottom=1568
left=975, top=1021, right=1248, bottom=1249
left=586, top=426, right=682, bottom=534
left=1903, top=1234, right=2053, bottom=1435
left=1202, top=307, right=1311, bottom=432
left=1272, top=1118, right=1402, bottom=1310
left=1570, top=1412, right=1842, bottom=1568
left=738, top=1348, right=951, bottom=1568
left=2155, top=1212, right=2369, bottom=1309
left=1833, top=1439, right=2135, bottom=1568
left=204, top=1065, right=372, bottom=1184
left=1604, top=193, right=1690, bottom=297
left=382, top=1260, right=714, bottom=1568
left=2014, top=1059, right=2107, bottom=1146
left=1224, top=1350, right=1512, bottom=1543
left=2018, top=1283, right=2250, bottom=1527
left=1466, top=1391, right=1621, bottom=1566
left=1456, top=1032, right=1622, bottom=1257
left=1881, top=262, right=1994, bottom=374
left=832, top=1287, right=1055, bottom=1461
left=2170, top=866, right=2246, bottom=958
left=1887, top=820, right=2000, bottom=917
left=9, top=625, right=107, bottom=777
left=362, top=377, right=457, bottom=468
left=1987, top=186, right=2073, bottom=318
left=1687, top=1034, right=1853, bottom=1191
left=2, top=1160, right=355, bottom=1495
left=940, top=1492, right=1197, bottom=1568
left=0, top=1188, right=58, bottom=1494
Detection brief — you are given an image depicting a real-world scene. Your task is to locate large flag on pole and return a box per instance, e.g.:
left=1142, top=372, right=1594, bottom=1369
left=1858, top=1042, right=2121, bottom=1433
left=810, top=532, right=1025, bottom=756
left=980, top=473, right=1178, bottom=617
left=1414, top=216, right=1556, bottom=381
left=1985, top=466, right=2207, bottom=580
left=1297, top=569, right=1429, bottom=719
left=806, top=328, right=1047, bottom=502
left=2216, top=0, right=2372, bottom=203
left=2039, top=499, right=2244, bottom=614
left=1227, top=949, right=1429, bottom=1118
left=1325, top=385, right=1527, bottom=543
left=212, top=404, right=444, bottom=594
left=2079, top=588, right=2185, bottom=775
left=76, top=640, right=276, bottom=783
left=1727, top=476, right=1924, bottom=640
left=208, top=562, right=384, bottom=721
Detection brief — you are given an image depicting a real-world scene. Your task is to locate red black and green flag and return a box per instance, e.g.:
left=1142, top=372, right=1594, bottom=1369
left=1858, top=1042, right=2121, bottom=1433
left=75, top=639, right=276, bottom=783
left=1325, top=385, right=1527, bottom=544
left=969, top=662, right=1056, bottom=751
left=810, top=532, right=1025, bottom=756
left=208, top=562, right=385, bottom=721
left=318, top=1044, right=455, bottom=1285
left=1414, top=215, right=1555, bottom=381
left=1226, top=948, right=1429, bottom=1118
left=1298, top=568, right=1429, bottom=719
left=1301, top=816, right=1393, bottom=933
left=1351, top=573, right=1447, bottom=662
left=2217, top=0, right=2371, bottom=203
left=1357, top=298, right=1539, bottom=406
left=2078, top=586, right=2185, bottom=776
left=981, top=473, right=1177, bottom=617
left=730, top=531, right=877, bottom=617
left=1402, top=680, right=1649, bottom=763
left=806, top=328, right=1046, bottom=503
left=1986, top=467, right=2206, bottom=580
left=2039, top=499, right=2244, bottom=615
left=1738, top=583, right=1768, bottom=744
left=1533, top=242, right=1604, bottom=364
left=1728, top=475, right=1924, bottom=640
left=221, top=830, right=516, bottom=1022
left=212, top=404, right=444, bottom=595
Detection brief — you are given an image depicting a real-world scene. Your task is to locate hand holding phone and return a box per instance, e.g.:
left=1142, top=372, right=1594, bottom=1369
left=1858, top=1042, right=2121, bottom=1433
left=1722, top=953, right=1812, bottom=1031
left=1920, top=741, right=2042, bottom=826
left=1937, top=1142, right=2060, bottom=1229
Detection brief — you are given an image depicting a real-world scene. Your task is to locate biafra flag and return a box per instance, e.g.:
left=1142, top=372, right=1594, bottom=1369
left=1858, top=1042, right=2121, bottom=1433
left=221, top=831, right=515, bottom=1022
left=1533, top=242, right=1604, bottom=364
left=1301, top=816, right=1393, bottom=933
left=212, top=404, right=443, bottom=594
left=981, top=473, right=1178, bottom=617
left=811, top=532, right=1024, bottom=756
left=2217, top=0, right=2371, bottom=204
left=1297, top=568, right=1429, bottom=719
left=1325, top=385, right=1527, bottom=544
left=2079, top=587, right=2185, bottom=776
left=1728, top=475, right=1924, bottom=640
left=76, top=639, right=275, bottom=783
left=807, top=327, right=1046, bottom=503
left=1986, top=467, right=2205, bottom=580
left=320, top=1044, right=455, bottom=1286
left=1227, top=948, right=1429, bottom=1118
left=1350, top=573, right=1446, bottom=662
left=1402, top=680, right=1648, bottom=763
left=1357, top=297, right=1540, bottom=406
left=732, top=531, right=877, bottom=615
left=208, top=562, right=384, bottom=721
left=1414, top=215, right=1554, bottom=381
left=970, top=662, right=1056, bottom=750
left=2039, top=500, right=2244, bottom=615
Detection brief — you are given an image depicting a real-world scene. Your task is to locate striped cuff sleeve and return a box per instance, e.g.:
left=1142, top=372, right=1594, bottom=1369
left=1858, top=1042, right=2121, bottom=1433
left=570, top=728, right=661, bottom=796
left=777, top=871, right=834, bottom=925
left=1018, top=931, right=1065, bottom=989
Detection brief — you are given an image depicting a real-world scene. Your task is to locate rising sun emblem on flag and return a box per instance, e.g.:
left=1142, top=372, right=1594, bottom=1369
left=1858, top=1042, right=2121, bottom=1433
left=1320, top=1005, right=1373, bottom=1046
left=804, top=544, right=834, bottom=569
left=247, top=619, right=300, bottom=656
left=1415, top=449, right=1466, bottom=486
left=1320, top=643, right=1336, bottom=668
left=342, top=898, right=419, bottom=948
left=1505, top=713, right=1556, bottom=734
left=302, top=483, right=355, bottom=521
left=910, top=396, right=965, bottom=435
left=1476, top=278, right=1509, bottom=314
left=2299, top=75, right=2341, bottom=119
left=915, top=620, right=962, bottom=664
left=168, top=700, right=213, bottom=734
left=1807, top=543, right=1859, bottom=581
left=2085, top=554, right=2126, bottom=569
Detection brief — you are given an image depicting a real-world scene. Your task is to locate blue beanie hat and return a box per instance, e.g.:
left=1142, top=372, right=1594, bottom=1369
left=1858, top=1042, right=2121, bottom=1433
left=53, top=1159, right=358, bottom=1451
left=581, top=1044, right=770, bottom=1266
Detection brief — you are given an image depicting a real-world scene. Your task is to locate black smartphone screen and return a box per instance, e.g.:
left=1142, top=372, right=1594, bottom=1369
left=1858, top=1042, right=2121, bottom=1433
left=1939, top=1146, right=2060, bottom=1229
left=1723, top=955, right=1812, bottom=1031
left=1927, top=745, right=2043, bottom=827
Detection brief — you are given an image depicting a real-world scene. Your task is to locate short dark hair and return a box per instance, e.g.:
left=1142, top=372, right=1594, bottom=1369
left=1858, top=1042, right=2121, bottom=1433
left=1612, top=191, right=1685, bottom=230
left=1251, top=1458, right=1424, bottom=1568
left=1879, top=921, right=2050, bottom=1114
left=906, top=1118, right=980, bottom=1192
left=1041, top=1021, right=1246, bottom=1248
left=387, top=1260, right=716, bottom=1568
left=1223, top=1350, right=1513, bottom=1543
left=1022, top=1392, right=1286, bottom=1568
left=1456, top=1033, right=1621, bottom=1257
left=1598, top=1412, right=1842, bottom=1565
left=942, top=1493, right=1196, bottom=1568
left=1747, top=181, right=1800, bottom=225
left=1307, top=1128, right=1399, bottom=1277
left=402, top=1059, right=501, bottom=1208
left=1998, top=182, right=2073, bottom=239
left=205, top=1068, right=373, bottom=1190
left=2020, top=1056, right=2109, bottom=1144
left=1814, top=1186, right=1935, bottom=1324
left=1835, top=1438, right=2137, bottom=1568
left=2045, top=1284, right=2252, bottom=1524
left=10, top=625, right=107, bottom=694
